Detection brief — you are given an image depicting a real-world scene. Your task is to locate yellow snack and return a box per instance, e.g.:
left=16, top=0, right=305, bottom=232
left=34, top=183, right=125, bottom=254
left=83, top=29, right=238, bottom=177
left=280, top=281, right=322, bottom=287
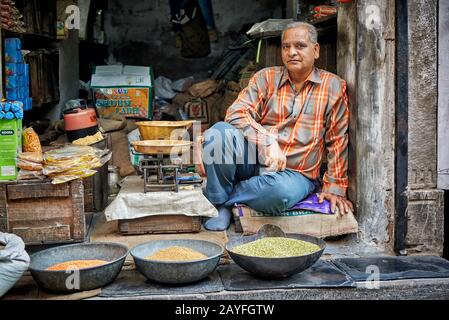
left=72, top=132, right=104, bottom=146
left=23, top=128, right=42, bottom=154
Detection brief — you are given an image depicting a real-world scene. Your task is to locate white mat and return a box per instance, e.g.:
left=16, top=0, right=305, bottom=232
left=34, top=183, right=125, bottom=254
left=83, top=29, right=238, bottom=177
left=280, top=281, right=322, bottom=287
left=105, top=176, right=218, bottom=221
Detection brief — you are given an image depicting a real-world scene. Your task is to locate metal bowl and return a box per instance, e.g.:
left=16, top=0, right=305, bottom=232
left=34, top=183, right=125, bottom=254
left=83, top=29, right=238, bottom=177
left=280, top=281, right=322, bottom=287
left=130, top=240, right=224, bottom=285
left=132, top=140, right=192, bottom=155
left=226, top=234, right=326, bottom=279
left=136, top=121, right=194, bottom=140
left=29, top=243, right=129, bottom=293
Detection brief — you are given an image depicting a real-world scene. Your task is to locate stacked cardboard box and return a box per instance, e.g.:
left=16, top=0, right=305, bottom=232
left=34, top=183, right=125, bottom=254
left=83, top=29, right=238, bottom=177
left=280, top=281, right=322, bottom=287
left=4, top=38, right=33, bottom=111
left=0, top=119, right=22, bottom=181
left=91, top=65, right=154, bottom=119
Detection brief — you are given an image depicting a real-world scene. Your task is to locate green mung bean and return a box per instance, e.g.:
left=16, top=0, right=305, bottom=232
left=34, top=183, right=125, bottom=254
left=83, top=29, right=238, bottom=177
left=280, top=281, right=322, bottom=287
left=232, top=237, right=321, bottom=258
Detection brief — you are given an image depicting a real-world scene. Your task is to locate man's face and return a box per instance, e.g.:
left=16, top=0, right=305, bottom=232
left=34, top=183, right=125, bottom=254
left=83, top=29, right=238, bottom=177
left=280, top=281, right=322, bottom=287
left=282, top=27, right=320, bottom=76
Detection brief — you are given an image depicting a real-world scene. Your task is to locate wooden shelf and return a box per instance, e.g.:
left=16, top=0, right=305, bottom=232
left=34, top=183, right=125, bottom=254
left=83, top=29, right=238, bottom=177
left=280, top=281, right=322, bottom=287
left=1, top=28, right=60, bottom=43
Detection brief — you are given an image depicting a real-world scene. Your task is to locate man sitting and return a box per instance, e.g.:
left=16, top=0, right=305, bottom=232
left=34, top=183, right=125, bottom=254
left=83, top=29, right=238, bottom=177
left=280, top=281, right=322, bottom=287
left=201, top=22, right=354, bottom=231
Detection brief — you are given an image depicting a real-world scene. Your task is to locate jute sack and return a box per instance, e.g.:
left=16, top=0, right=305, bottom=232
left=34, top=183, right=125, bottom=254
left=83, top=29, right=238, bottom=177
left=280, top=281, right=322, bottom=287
left=233, top=206, right=359, bottom=238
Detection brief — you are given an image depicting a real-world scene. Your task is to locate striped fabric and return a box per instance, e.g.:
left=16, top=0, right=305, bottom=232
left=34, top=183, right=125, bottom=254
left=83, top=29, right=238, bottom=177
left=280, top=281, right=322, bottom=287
left=225, top=66, right=349, bottom=197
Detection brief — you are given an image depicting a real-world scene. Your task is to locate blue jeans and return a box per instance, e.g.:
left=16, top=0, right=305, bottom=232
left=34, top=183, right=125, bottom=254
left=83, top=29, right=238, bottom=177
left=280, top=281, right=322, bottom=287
left=202, top=122, right=316, bottom=214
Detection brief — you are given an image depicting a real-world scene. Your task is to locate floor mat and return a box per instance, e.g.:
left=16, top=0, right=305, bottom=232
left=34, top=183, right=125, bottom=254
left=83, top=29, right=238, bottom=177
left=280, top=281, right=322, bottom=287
left=89, top=213, right=230, bottom=265
left=99, top=270, right=223, bottom=298
left=218, top=260, right=355, bottom=292
left=332, top=255, right=449, bottom=281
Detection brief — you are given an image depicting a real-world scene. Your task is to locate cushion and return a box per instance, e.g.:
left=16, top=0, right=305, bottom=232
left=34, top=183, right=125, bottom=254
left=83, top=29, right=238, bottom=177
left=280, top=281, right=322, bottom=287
left=232, top=205, right=359, bottom=238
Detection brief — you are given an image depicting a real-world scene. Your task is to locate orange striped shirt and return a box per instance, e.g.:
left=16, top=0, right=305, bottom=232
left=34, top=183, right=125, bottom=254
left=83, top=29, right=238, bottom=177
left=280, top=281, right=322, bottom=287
left=225, top=66, right=349, bottom=197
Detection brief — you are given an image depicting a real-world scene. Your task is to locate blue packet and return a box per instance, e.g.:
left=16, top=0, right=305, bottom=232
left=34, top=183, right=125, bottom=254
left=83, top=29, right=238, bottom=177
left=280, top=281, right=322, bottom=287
left=6, top=89, right=20, bottom=100
left=6, top=75, right=23, bottom=89
left=0, top=111, right=5, bottom=120
left=5, top=112, right=15, bottom=120
left=26, top=98, right=33, bottom=111
left=5, top=63, right=18, bottom=76
left=23, top=87, right=29, bottom=98
left=14, top=111, right=24, bottom=120
left=23, top=64, right=29, bottom=80
left=2, top=102, right=12, bottom=113
left=11, top=101, right=23, bottom=113
left=5, top=38, right=22, bottom=63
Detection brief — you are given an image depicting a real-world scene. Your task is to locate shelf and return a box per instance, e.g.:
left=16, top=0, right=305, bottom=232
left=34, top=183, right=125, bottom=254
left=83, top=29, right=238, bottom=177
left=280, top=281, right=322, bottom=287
left=1, top=28, right=60, bottom=43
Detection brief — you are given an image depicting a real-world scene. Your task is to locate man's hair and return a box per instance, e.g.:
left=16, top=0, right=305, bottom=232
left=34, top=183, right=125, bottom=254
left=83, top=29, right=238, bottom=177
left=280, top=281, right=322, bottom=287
left=282, top=22, right=318, bottom=44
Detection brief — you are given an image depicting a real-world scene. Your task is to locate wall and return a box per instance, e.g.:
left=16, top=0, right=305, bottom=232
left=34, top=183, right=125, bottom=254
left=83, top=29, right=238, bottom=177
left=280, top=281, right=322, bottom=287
left=104, top=0, right=282, bottom=79
left=405, top=0, right=444, bottom=255
left=45, top=30, right=80, bottom=122
left=336, top=1, right=396, bottom=253
left=438, top=0, right=449, bottom=190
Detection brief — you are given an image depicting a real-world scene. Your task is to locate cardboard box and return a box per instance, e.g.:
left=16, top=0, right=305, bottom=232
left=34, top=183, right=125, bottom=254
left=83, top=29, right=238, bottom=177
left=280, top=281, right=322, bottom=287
left=0, top=120, right=22, bottom=181
left=6, top=75, right=24, bottom=89
left=91, top=65, right=154, bottom=119
left=4, top=38, right=23, bottom=63
left=5, top=63, right=26, bottom=76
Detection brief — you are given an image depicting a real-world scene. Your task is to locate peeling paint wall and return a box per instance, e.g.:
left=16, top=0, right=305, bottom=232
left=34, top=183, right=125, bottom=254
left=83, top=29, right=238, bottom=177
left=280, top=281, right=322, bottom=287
left=104, top=0, right=282, bottom=79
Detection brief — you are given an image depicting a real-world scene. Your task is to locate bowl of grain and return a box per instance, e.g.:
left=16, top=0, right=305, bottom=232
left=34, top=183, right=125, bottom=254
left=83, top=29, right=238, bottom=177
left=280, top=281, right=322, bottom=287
left=130, top=239, right=224, bottom=285
left=226, top=234, right=326, bottom=279
left=29, top=242, right=129, bottom=293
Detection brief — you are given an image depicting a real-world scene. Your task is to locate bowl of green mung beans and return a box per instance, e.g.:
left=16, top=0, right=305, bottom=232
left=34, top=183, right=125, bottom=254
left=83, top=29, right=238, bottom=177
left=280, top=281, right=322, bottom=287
left=226, top=234, right=326, bottom=279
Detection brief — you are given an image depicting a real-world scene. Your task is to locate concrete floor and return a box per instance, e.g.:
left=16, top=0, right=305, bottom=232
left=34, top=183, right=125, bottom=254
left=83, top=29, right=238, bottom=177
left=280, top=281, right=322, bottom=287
left=6, top=210, right=447, bottom=301
left=89, top=277, right=449, bottom=300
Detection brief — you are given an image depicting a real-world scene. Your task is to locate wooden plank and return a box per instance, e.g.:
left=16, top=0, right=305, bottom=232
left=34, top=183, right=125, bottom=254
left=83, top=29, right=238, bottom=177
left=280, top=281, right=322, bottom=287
left=12, top=225, right=71, bottom=244
left=438, top=0, right=449, bottom=189
left=7, top=182, right=70, bottom=200
left=337, top=2, right=357, bottom=208
left=0, top=184, right=8, bottom=232
left=9, top=217, right=76, bottom=230
left=6, top=198, right=75, bottom=220
left=0, top=184, right=7, bottom=219
left=0, top=218, right=8, bottom=232
left=70, top=179, right=86, bottom=240
left=119, top=215, right=202, bottom=235
left=84, top=174, right=94, bottom=212
left=286, top=0, right=299, bottom=20
left=355, top=0, right=396, bottom=251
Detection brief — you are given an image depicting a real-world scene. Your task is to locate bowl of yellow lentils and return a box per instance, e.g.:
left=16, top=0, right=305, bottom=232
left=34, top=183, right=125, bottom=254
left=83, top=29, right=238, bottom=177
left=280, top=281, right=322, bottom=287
left=130, top=239, right=224, bottom=285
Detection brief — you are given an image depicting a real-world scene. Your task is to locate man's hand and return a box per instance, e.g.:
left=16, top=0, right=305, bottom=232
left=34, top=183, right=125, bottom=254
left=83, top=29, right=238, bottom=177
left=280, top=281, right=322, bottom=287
left=318, top=192, right=354, bottom=216
left=264, top=142, right=287, bottom=172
